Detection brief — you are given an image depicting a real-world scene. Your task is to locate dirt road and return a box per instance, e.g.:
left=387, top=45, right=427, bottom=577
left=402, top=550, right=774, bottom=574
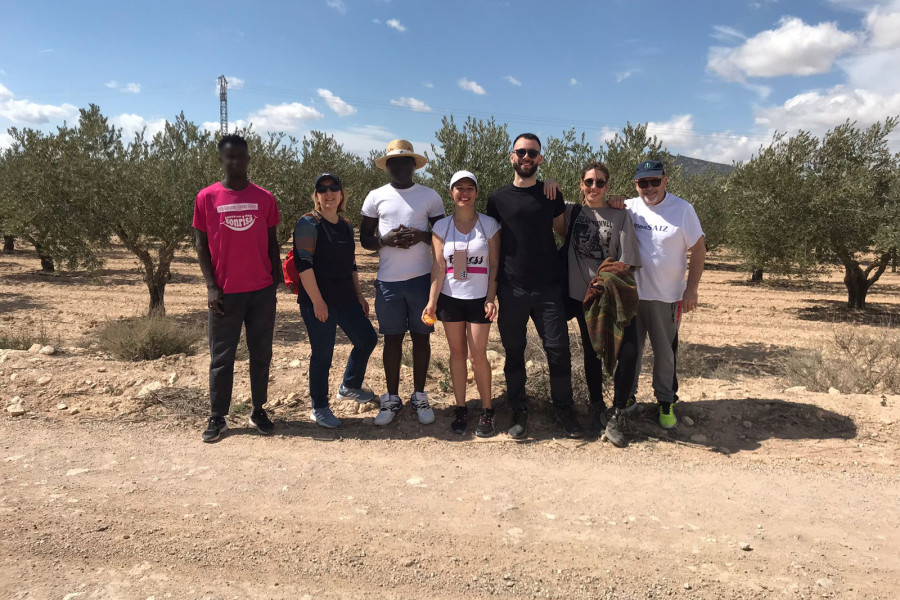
left=2, top=411, right=898, bottom=600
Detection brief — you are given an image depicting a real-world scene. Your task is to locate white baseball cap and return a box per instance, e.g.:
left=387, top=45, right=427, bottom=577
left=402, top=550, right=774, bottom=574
left=449, top=170, right=478, bottom=189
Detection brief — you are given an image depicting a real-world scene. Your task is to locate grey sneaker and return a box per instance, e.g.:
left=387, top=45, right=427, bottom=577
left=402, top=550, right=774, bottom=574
left=604, top=408, right=628, bottom=448
left=336, top=384, right=375, bottom=404
left=410, top=391, right=435, bottom=425
left=311, top=407, right=341, bottom=428
left=374, top=393, right=402, bottom=426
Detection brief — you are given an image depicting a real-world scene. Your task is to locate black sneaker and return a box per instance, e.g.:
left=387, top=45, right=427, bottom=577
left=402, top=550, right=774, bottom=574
left=590, top=402, right=609, bottom=435
left=450, top=406, right=468, bottom=435
left=475, top=408, right=497, bottom=438
left=249, top=408, right=275, bottom=435
left=508, top=408, right=528, bottom=440
left=555, top=406, right=585, bottom=439
left=604, top=408, right=628, bottom=448
left=201, top=416, right=227, bottom=443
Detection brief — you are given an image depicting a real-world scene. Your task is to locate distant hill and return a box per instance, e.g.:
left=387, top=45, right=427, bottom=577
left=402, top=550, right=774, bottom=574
left=673, top=155, right=734, bottom=177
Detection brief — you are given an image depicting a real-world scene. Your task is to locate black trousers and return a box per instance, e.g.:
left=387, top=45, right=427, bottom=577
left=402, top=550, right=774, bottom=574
left=497, top=282, right=573, bottom=411
left=570, top=297, right=639, bottom=410
left=208, top=285, right=277, bottom=418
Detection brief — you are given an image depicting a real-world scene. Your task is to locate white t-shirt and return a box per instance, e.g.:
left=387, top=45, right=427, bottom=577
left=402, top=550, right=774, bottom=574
left=626, top=192, right=704, bottom=303
left=361, top=183, right=445, bottom=282
left=433, top=213, right=500, bottom=300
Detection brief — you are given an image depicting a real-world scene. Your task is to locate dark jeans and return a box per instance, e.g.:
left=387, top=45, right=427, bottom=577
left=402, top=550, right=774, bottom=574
left=208, top=285, right=277, bottom=418
left=497, top=282, right=573, bottom=411
left=300, top=301, right=378, bottom=409
left=570, top=297, right=639, bottom=409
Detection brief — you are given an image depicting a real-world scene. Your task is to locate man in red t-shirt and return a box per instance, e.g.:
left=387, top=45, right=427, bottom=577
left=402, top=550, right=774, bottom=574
left=193, top=134, right=282, bottom=442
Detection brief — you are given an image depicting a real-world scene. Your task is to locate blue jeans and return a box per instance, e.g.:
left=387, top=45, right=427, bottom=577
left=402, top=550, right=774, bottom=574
left=373, top=273, right=434, bottom=335
left=300, top=301, right=378, bottom=409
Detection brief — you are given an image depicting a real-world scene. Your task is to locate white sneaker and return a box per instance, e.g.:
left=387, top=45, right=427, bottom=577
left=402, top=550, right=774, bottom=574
left=374, top=393, right=402, bottom=426
left=410, top=391, right=435, bottom=425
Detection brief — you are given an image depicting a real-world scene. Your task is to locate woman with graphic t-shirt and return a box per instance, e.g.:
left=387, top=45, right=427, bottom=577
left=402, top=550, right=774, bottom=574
left=554, top=161, right=641, bottom=446
left=294, top=173, right=378, bottom=429
left=422, top=171, right=501, bottom=437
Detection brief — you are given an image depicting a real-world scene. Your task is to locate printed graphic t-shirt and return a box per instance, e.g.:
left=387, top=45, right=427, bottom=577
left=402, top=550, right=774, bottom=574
left=360, top=183, right=445, bottom=282
left=486, top=183, right=565, bottom=289
left=626, top=192, right=704, bottom=303
left=433, top=213, right=500, bottom=300
left=565, top=203, right=641, bottom=302
left=192, top=181, right=281, bottom=294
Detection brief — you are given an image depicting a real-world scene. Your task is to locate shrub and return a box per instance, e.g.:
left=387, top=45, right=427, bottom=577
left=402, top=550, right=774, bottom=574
left=96, top=316, right=202, bottom=361
left=784, top=328, right=900, bottom=394
left=0, top=321, right=60, bottom=350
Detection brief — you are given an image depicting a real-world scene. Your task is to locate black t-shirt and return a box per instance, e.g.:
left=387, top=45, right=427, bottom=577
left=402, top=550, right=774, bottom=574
left=486, top=182, right=565, bottom=289
left=293, top=215, right=358, bottom=306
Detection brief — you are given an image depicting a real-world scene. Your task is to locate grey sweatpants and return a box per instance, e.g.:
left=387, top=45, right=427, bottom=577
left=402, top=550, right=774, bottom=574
left=630, top=299, right=681, bottom=404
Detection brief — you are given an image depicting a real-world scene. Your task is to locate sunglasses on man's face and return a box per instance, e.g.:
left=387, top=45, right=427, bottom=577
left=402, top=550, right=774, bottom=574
left=315, top=184, right=342, bottom=193
left=636, top=178, right=663, bottom=189
left=513, top=148, right=540, bottom=159
left=583, top=178, right=607, bottom=188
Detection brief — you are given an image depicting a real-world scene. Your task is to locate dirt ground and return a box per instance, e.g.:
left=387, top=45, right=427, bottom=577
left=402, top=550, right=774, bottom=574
left=1, top=245, right=899, bottom=599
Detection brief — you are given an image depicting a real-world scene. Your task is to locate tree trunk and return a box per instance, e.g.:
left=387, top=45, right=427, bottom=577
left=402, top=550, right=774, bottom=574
left=147, top=276, right=167, bottom=316
left=751, top=268, right=763, bottom=282
left=892, top=249, right=897, bottom=274
left=2, top=236, right=13, bottom=253
left=843, top=263, right=870, bottom=309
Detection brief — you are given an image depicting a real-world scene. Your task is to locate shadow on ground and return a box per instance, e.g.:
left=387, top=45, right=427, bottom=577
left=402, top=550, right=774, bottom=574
left=792, top=300, right=900, bottom=327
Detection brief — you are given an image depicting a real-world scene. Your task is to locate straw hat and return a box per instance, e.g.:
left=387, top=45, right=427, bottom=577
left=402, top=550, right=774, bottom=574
left=374, top=139, right=428, bottom=170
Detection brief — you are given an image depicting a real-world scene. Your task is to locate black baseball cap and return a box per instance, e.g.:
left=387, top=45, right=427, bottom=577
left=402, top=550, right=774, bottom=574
left=634, top=160, right=665, bottom=179
left=314, top=173, right=342, bottom=188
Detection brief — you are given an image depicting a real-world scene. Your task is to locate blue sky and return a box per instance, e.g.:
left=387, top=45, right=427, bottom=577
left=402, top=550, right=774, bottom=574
left=2, top=0, right=899, bottom=163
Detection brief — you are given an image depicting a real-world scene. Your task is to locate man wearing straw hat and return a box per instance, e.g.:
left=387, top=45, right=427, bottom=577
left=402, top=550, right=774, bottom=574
left=360, top=140, right=445, bottom=426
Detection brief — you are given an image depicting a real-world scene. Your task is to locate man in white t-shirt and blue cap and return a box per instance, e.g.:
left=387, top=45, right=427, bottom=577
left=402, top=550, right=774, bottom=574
left=618, top=160, right=706, bottom=431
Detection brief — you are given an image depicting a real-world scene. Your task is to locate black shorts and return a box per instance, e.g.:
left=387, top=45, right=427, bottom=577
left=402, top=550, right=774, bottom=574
left=436, top=293, right=491, bottom=324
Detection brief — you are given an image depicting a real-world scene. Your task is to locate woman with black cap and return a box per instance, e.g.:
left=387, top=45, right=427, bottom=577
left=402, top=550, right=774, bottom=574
left=294, top=173, right=378, bottom=428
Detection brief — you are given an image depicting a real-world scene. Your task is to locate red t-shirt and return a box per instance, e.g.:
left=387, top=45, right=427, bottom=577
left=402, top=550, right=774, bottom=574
left=192, top=182, right=281, bottom=294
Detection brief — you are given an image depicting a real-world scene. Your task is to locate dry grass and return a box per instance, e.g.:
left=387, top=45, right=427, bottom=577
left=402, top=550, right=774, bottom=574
left=0, top=321, right=60, bottom=351
left=784, top=328, right=900, bottom=394
left=95, top=316, right=203, bottom=361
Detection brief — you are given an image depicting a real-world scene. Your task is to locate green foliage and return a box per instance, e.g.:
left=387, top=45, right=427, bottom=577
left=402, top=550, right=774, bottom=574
left=603, top=122, right=677, bottom=197
left=422, top=116, right=511, bottom=213
left=669, top=168, right=728, bottom=252
left=726, top=130, right=821, bottom=275
left=540, top=128, right=598, bottom=204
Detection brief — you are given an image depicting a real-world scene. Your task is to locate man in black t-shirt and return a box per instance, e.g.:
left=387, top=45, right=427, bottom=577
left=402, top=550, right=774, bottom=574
left=486, top=133, right=583, bottom=440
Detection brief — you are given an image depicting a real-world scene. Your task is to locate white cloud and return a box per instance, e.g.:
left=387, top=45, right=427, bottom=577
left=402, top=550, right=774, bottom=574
left=754, top=85, right=900, bottom=135
left=224, top=75, right=245, bottom=90
left=458, top=77, right=486, bottom=95
left=326, top=124, right=431, bottom=160
left=317, top=88, right=357, bottom=116
left=112, top=113, right=167, bottom=141
left=865, top=5, right=900, bottom=48
left=616, top=71, right=632, bottom=83
left=645, top=114, right=760, bottom=164
left=390, top=97, right=432, bottom=112
left=504, top=75, right=522, bottom=87
left=708, top=16, right=858, bottom=80
left=423, top=82, right=434, bottom=88
left=711, top=25, right=746, bottom=42
left=105, top=80, right=142, bottom=94
left=0, top=132, right=12, bottom=150
left=569, top=78, right=578, bottom=85
left=246, top=102, right=324, bottom=131
left=326, top=0, right=347, bottom=14
left=0, top=84, right=77, bottom=124
left=386, top=18, right=406, bottom=32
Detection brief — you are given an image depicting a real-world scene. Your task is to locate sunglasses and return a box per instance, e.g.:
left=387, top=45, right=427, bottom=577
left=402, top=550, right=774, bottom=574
left=636, top=178, right=663, bottom=189
left=583, top=178, right=607, bottom=188
left=315, top=183, right=342, bottom=193
left=513, top=148, right=540, bottom=159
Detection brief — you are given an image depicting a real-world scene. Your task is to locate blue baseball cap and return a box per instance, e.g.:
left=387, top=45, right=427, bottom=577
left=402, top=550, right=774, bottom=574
left=634, top=160, right=665, bottom=179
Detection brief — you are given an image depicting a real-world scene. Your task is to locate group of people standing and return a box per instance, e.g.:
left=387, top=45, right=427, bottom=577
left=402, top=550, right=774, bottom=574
left=192, top=132, right=706, bottom=447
